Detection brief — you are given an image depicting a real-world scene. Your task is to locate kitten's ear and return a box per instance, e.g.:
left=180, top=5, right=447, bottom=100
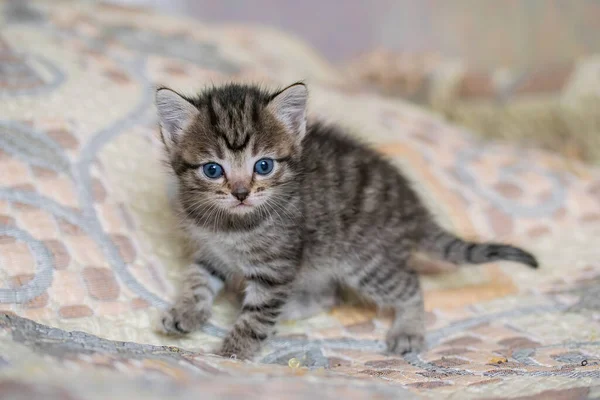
left=267, top=83, right=308, bottom=139
left=155, top=87, right=199, bottom=151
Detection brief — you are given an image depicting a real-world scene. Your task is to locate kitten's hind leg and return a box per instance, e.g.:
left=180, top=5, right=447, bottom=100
left=383, top=271, right=425, bottom=355
left=159, top=260, right=225, bottom=335
left=347, top=257, right=425, bottom=355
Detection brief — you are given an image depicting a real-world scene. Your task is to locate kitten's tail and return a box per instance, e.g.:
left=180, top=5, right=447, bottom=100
left=418, top=221, right=538, bottom=269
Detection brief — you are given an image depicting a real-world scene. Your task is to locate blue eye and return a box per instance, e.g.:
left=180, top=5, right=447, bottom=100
left=202, top=162, right=224, bottom=179
left=254, top=158, right=274, bottom=175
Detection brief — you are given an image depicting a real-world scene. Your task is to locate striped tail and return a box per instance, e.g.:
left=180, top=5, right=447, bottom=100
left=419, top=223, right=538, bottom=269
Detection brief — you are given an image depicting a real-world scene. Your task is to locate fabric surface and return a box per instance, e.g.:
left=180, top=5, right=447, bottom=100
left=1, top=1, right=600, bottom=398
left=344, top=50, right=600, bottom=163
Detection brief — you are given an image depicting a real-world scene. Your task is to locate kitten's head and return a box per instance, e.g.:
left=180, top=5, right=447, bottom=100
left=156, top=82, right=307, bottom=228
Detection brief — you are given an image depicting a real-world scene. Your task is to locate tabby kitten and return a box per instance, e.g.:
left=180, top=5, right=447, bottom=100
left=156, top=82, right=537, bottom=360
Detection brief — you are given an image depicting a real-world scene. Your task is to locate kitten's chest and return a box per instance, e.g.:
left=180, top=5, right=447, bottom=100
left=189, top=227, right=263, bottom=268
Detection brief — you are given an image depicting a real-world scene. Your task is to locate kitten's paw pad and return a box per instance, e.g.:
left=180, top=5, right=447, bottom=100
left=385, top=332, right=425, bottom=355
left=158, top=303, right=211, bottom=335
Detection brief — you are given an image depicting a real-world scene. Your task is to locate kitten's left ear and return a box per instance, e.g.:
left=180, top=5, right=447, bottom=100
left=155, top=87, right=199, bottom=152
left=267, top=82, right=308, bottom=139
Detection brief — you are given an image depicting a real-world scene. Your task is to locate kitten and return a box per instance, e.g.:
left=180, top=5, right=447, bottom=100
left=155, top=82, right=538, bottom=360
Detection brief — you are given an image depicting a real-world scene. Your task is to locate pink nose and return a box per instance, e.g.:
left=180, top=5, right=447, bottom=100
left=232, top=187, right=250, bottom=202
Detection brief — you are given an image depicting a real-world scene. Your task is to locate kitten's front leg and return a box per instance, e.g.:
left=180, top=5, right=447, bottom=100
left=160, top=260, right=225, bottom=335
left=218, top=270, right=293, bottom=360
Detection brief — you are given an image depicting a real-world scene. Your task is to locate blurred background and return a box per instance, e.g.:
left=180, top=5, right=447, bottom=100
left=112, top=0, right=600, bottom=68
left=109, top=0, right=600, bottom=164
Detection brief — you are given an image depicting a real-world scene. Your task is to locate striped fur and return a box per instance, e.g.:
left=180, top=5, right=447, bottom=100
left=156, top=82, right=538, bottom=360
left=419, top=221, right=538, bottom=268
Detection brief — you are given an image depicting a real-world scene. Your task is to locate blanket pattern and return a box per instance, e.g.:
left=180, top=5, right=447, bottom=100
left=1, top=1, right=600, bottom=398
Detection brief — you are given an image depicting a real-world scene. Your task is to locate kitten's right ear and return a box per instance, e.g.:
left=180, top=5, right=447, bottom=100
left=155, top=87, right=199, bottom=151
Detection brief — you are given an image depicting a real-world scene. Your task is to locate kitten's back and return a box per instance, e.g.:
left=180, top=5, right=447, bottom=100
left=299, top=121, right=428, bottom=259
left=299, top=120, right=538, bottom=269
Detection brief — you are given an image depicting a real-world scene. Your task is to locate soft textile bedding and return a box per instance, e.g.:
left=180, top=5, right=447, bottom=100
left=1, top=1, right=600, bottom=398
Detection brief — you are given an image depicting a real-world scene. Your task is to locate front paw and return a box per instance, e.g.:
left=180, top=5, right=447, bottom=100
left=217, top=335, right=257, bottom=360
left=158, top=300, right=211, bottom=335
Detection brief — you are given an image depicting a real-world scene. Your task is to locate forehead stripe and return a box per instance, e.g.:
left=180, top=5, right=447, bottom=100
left=207, top=94, right=219, bottom=127
left=221, top=132, right=251, bottom=152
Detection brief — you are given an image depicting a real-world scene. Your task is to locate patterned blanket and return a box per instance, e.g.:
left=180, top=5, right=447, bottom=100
left=1, top=1, right=600, bottom=398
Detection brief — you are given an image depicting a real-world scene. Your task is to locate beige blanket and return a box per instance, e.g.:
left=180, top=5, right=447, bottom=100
left=1, top=1, right=600, bottom=398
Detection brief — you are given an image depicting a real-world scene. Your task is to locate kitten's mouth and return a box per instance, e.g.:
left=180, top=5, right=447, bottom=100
left=228, top=198, right=260, bottom=212
left=229, top=203, right=254, bottom=214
